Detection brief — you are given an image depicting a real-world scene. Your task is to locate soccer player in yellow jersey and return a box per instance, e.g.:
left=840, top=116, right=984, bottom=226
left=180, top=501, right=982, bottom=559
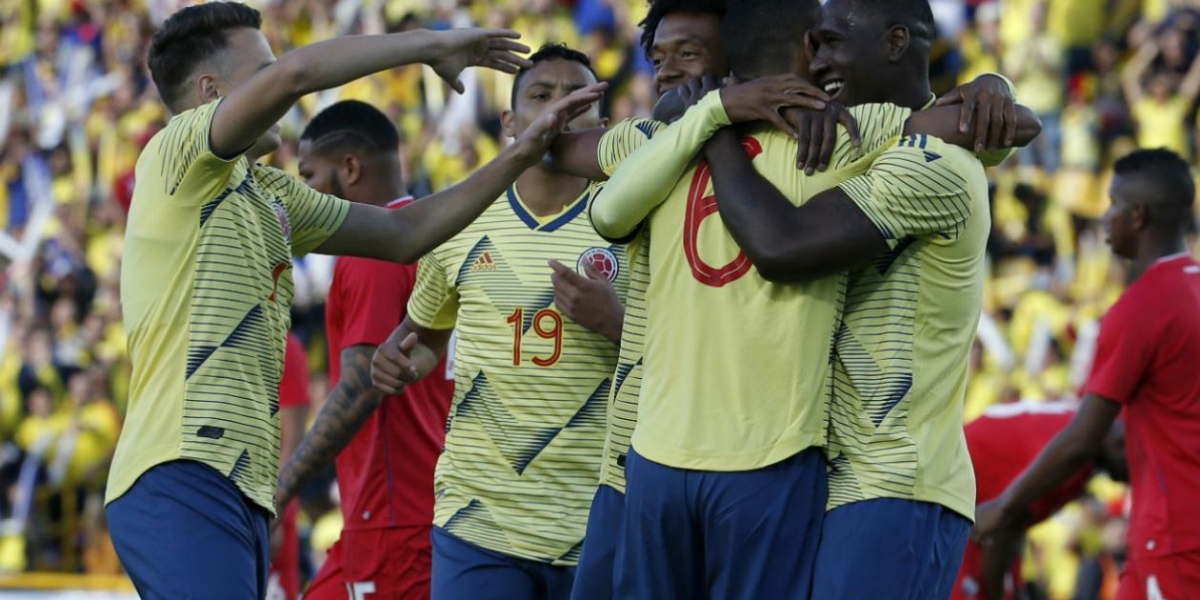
left=630, top=0, right=1035, bottom=598
left=105, top=4, right=605, bottom=599
left=550, top=4, right=730, bottom=599
left=591, top=0, right=1040, bottom=596
left=368, top=46, right=629, bottom=600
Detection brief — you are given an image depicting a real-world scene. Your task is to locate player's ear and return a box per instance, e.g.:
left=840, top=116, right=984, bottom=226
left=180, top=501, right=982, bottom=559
left=500, top=109, right=516, bottom=139
left=804, top=30, right=819, bottom=58
left=1131, top=203, right=1149, bottom=231
left=341, top=154, right=362, bottom=187
left=886, top=25, right=910, bottom=62
left=198, top=74, right=220, bottom=103
left=598, top=117, right=610, bottom=128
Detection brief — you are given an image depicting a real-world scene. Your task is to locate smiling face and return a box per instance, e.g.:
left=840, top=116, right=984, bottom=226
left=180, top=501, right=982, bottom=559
left=648, top=11, right=726, bottom=98
left=808, top=0, right=885, bottom=105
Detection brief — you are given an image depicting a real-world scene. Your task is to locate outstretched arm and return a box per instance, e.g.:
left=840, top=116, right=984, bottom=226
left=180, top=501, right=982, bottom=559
left=317, top=84, right=607, bottom=263
left=212, top=29, right=531, bottom=159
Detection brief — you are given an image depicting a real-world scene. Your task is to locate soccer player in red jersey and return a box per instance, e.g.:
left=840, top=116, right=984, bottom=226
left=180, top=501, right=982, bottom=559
left=276, top=101, right=454, bottom=600
left=975, top=148, right=1200, bottom=600
left=269, top=332, right=312, bottom=600
left=955, top=401, right=1126, bottom=600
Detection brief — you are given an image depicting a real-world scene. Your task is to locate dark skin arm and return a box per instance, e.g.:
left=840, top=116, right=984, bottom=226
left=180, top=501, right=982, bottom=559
left=979, top=530, right=1026, bottom=600
left=706, top=124, right=888, bottom=281
left=973, top=395, right=1122, bottom=543
left=703, top=102, right=1040, bottom=283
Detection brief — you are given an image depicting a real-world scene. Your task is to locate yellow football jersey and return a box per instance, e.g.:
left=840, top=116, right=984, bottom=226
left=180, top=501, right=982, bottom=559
left=408, top=182, right=629, bottom=565
left=592, top=119, right=663, bottom=493
left=829, top=134, right=991, bottom=520
left=596, top=93, right=912, bottom=472
left=110, top=99, right=349, bottom=514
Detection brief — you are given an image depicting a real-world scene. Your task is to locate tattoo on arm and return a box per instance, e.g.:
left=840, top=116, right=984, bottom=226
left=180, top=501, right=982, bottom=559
left=275, top=345, right=382, bottom=508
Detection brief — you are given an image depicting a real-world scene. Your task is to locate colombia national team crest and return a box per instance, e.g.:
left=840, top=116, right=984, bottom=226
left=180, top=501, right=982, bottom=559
left=271, top=197, right=292, bottom=244
left=578, top=247, right=619, bottom=282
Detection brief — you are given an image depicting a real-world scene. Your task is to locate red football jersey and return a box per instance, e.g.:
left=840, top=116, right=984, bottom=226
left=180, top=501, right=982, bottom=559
left=968, top=401, right=1091, bottom=516
left=953, top=401, right=1093, bottom=600
left=1085, top=254, right=1200, bottom=559
left=325, top=198, right=453, bottom=531
left=280, top=332, right=311, bottom=408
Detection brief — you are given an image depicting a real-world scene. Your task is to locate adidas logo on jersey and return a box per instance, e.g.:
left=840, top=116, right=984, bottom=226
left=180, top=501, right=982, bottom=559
left=470, top=252, right=497, bottom=271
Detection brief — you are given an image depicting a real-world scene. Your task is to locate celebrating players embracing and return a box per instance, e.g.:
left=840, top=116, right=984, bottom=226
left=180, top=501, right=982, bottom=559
left=106, top=3, right=602, bottom=598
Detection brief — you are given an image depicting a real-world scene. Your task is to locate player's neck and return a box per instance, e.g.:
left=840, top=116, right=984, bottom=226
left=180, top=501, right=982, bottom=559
left=514, top=164, right=590, bottom=218
left=880, top=67, right=933, bottom=110
left=1130, top=236, right=1188, bottom=280
left=357, top=174, right=409, bottom=208
left=887, top=83, right=934, bottom=110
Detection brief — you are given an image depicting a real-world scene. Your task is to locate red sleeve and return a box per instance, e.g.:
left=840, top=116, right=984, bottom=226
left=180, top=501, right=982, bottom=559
left=279, top=333, right=311, bottom=408
left=1084, top=291, right=1156, bottom=405
left=338, top=258, right=415, bottom=348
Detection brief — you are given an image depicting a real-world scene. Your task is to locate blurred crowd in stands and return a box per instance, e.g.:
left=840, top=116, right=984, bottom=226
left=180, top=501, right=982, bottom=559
left=1, top=0, right=1199, bottom=598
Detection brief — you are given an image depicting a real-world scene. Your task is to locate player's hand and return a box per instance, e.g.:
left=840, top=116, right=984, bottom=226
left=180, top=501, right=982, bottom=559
left=971, top=497, right=1020, bottom=544
left=371, top=330, right=421, bottom=394
left=652, top=88, right=686, bottom=123
left=510, top=82, right=609, bottom=166
left=675, top=74, right=722, bottom=110
left=781, top=102, right=861, bottom=175
left=430, top=28, right=533, bottom=94
left=550, top=259, right=623, bottom=344
left=935, top=74, right=1017, bottom=153
left=719, top=74, right=830, bottom=138
left=268, top=517, right=283, bottom=561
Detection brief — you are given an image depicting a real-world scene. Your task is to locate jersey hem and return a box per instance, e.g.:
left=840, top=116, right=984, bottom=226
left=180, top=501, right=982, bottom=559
left=825, top=487, right=975, bottom=522
left=630, top=432, right=825, bottom=473
left=429, top=522, right=583, bottom=567
left=103, top=442, right=183, bottom=506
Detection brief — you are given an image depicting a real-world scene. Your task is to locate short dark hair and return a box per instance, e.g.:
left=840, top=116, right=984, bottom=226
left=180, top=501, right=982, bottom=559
left=638, top=0, right=726, bottom=58
left=1114, top=148, right=1196, bottom=225
left=722, top=0, right=821, bottom=77
left=300, top=100, right=400, bottom=157
left=148, top=2, right=262, bottom=111
left=851, top=0, right=936, bottom=43
left=511, top=44, right=598, bottom=108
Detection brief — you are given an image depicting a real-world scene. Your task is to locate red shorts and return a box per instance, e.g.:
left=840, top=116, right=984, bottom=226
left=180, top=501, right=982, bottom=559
left=268, top=501, right=301, bottom=600
left=305, top=526, right=433, bottom=600
left=950, top=540, right=1021, bottom=600
left=1116, top=551, right=1200, bottom=600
